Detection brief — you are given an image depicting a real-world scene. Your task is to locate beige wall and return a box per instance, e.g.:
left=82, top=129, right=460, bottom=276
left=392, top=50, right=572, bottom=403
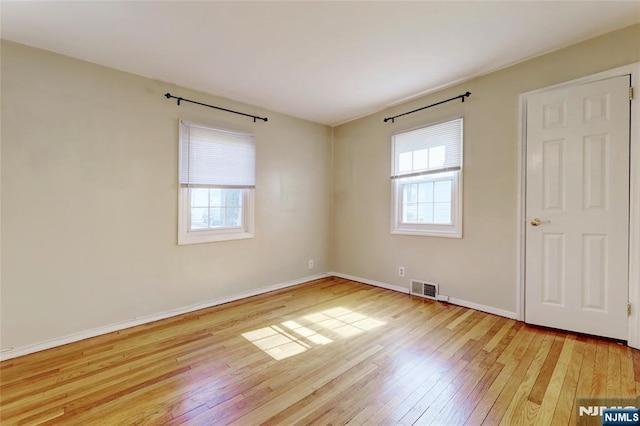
left=0, top=41, right=332, bottom=350
left=2, top=24, right=639, bottom=354
left=331, top=24, right=640, bottom=314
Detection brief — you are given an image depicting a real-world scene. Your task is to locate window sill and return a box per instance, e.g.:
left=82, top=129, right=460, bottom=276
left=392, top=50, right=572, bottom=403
left=391, top=227, right=462, bottom=239
left=178, top=231, right=254, bottom=245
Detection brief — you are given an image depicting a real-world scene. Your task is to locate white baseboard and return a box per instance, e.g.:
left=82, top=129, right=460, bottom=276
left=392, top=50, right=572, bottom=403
left=328, top=272, right=517, bottom=320
left=446, top=297, right=517, bottom=320
left=0, top=273, right=329, bottom=361
left=329, top=272, right=409, bottom=294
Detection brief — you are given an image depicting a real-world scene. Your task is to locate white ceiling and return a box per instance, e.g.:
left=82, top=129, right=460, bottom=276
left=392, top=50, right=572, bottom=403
left=1, top=1, right=639, bottom=126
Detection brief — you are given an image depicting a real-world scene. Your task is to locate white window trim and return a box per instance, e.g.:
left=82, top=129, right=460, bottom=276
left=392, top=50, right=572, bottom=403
left=390, top=117, right=463, bottom=238
left=178, top=187, right=254, bottom=245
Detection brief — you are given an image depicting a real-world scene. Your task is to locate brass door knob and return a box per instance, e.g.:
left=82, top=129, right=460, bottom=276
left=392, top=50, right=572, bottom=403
left=530, top=218, right=550, bottom=226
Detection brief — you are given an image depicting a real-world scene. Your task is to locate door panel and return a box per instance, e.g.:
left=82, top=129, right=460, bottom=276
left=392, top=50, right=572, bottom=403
left=525, top=75, right=630, bottom=340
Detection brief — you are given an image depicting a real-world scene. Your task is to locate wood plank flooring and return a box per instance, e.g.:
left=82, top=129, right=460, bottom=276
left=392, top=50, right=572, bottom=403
left=1, top=277, right=639, bottom=425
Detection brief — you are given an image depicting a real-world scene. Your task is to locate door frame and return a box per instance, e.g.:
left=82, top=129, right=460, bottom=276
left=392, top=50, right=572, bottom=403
left=516, top=62, right=640, bottom=349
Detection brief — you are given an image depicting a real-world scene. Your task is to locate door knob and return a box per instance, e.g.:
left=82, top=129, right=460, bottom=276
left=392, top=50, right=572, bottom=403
left=530, top=218, right=551, bottom=226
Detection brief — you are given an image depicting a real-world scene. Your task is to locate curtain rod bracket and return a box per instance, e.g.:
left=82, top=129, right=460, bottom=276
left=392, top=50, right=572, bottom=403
left=164, top=93, right=268, bottom=122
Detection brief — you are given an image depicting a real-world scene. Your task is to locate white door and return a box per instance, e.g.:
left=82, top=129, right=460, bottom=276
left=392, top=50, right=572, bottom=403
left=525, top=75, right=630, bottom=340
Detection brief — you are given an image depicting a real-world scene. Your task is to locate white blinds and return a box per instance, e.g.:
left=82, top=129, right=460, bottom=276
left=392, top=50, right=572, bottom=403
left=179, top=120, right=256, bottom=188
left=391, top=118, right=463, bottom=179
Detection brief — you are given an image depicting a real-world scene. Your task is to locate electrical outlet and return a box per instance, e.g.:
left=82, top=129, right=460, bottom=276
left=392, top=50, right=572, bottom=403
left=398, top=266, right=405, bottom=277
left=308, top=260, right=314, bottom=269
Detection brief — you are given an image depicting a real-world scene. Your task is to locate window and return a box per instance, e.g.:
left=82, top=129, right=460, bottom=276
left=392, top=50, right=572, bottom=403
left=391, top=118, right=463, bottom=238
left=178, top=120, right=255, bottom=244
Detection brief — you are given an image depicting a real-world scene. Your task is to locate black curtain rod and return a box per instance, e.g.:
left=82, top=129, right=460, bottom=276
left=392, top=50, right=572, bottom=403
left=164, top=93, right=268, bottom=122
left=383, top=91, right=471, bottom=123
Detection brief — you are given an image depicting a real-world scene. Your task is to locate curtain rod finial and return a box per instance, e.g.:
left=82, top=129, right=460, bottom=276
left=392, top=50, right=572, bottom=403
left=164, top=93, right=172, bottom=99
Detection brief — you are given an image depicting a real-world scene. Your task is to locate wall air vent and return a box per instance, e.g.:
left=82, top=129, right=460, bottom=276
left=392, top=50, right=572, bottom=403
left=410, top=280, right=438, bottom=300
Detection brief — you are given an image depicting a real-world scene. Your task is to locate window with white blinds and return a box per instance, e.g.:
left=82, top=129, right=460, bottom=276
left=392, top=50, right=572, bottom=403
left=180, top=121, right=255, bottom=188
left=178, top=121, right=255, bottom=245
left=391, top=118, right=462, bottom=179
left=391, top=117, right=463, bottom=238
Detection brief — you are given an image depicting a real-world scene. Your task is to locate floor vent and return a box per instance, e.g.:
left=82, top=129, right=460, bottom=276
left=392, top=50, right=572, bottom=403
left=410, top=280, right=438, bottom=300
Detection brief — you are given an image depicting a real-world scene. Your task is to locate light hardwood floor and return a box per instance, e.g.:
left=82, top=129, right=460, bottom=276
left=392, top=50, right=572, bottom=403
left=1, top=277, right=639, bottom=425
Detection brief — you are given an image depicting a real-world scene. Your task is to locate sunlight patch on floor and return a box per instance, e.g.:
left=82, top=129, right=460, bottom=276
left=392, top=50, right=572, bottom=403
left=241, top=307, right=385, bottom=360
left=241, top=325, right=311, bottom=360
left=304, top=307, right=386, bottom=337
